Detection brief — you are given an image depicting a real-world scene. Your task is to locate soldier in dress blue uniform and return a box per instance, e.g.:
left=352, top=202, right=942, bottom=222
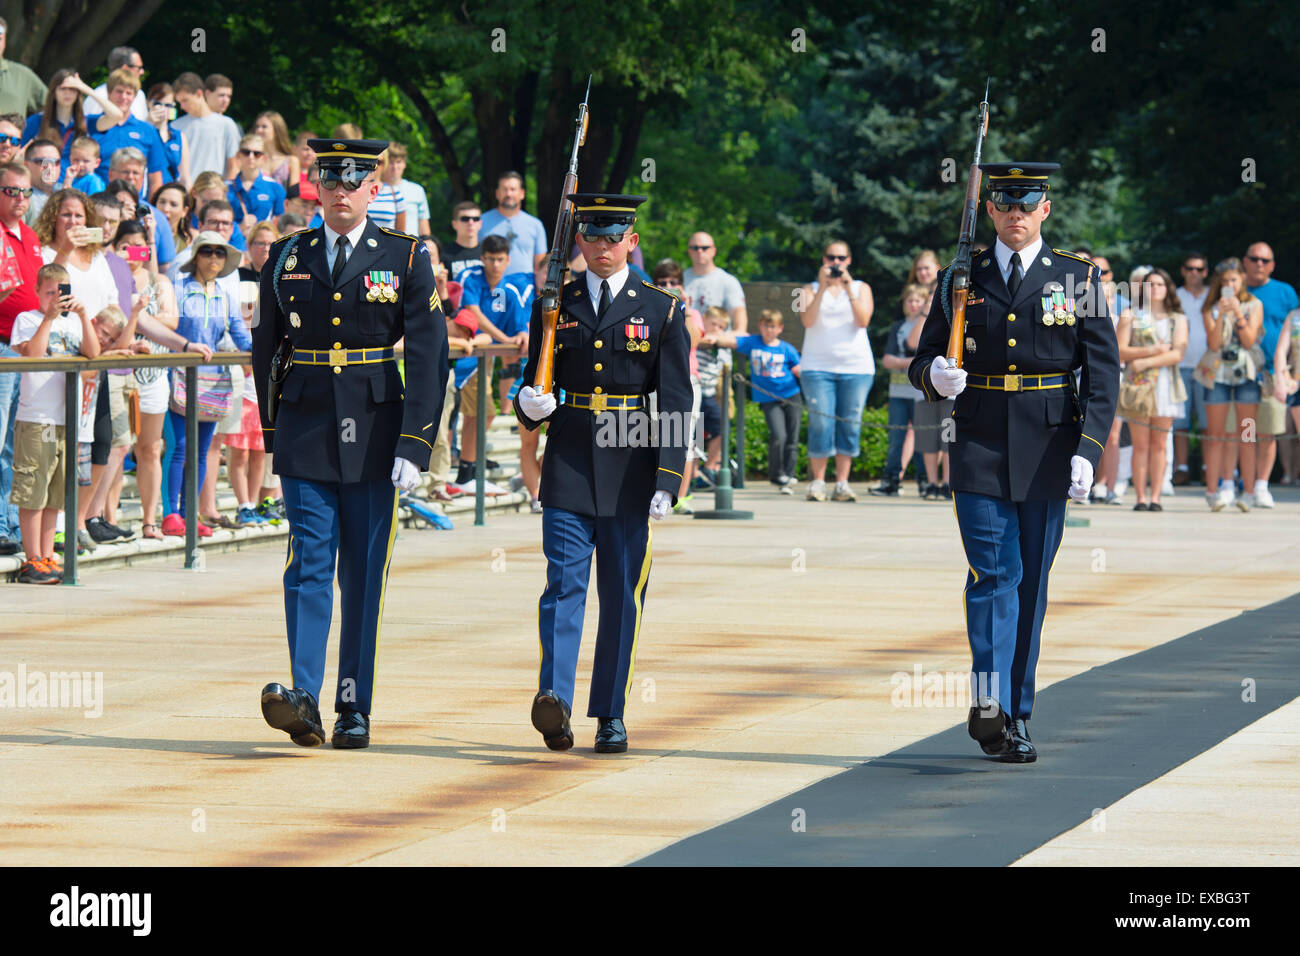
left=513, top=193, right=692, bottom=754
left=251, top=139, right=448, bottom=749
left=909, top=162, right=1119, bottom=763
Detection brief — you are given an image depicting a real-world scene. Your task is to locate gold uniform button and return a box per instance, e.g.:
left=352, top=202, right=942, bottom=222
left=333, top=367, right=341, bottom=375
left=1007, top=312, right=1016, bottom=322
left=1008, top=338, right=1017, bottom=347
left=594, top=386, right=603, bottom=394
left=333, top=342, right=343, bottom=349
left=333, top=292, right=342, bottom=301
left=594, top=339, right=603, bottom=348
left=1008, top=364, right=1018, bottom=372
left=594, top=363, right=603, bottom=372
left=332, top=318, right=341, bottom=326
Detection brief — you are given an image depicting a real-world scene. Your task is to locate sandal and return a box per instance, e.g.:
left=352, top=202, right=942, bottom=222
left=141, top=523, right=164, bottom=540
left=202, top=513, right=238, bottom=530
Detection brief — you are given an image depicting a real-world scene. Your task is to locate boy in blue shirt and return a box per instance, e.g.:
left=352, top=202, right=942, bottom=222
left=705, top=307, right=802, bottom=492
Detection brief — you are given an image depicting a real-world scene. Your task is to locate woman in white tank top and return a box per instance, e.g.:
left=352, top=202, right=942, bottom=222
left=798, top=239, right=875, bottom=501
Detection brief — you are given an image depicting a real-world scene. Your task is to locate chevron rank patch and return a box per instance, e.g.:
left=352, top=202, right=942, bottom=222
left=428, top=289, right=441, bottom=313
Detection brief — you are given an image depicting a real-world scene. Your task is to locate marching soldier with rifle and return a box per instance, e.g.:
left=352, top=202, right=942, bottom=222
left=513, top=85, right=692, bottom=754
left=909, top=90, right=1119, bottom=763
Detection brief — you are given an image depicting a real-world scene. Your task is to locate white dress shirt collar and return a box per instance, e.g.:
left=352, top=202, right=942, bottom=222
left=994, top=235, right=1043, bottom=283
left=586, top=266, right=630, bottom=306
left=323, top=218, right=369, bottom=257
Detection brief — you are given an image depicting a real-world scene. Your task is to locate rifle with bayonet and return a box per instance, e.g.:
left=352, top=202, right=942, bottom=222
left=533, top=76, right=592, bottom=394
left=945, top=81, right=991, bottom=368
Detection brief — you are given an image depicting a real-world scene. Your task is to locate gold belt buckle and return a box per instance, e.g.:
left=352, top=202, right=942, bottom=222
left=329, top=348, right=348, bottom=369
left=589, top=393, right=608, bottom=413
left=1002, top=374, right=1022, bottom=392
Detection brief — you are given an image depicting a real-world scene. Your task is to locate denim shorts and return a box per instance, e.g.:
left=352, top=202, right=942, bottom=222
left=1204, top=380, right=1261, bottom=405
left=801, top=369, right=873, bottom=458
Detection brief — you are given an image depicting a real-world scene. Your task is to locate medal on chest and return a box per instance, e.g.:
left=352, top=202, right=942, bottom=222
left=625, top=324, right=650, bottom=351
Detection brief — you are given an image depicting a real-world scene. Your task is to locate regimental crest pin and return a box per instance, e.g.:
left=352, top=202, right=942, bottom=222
left=628, top=290, right=636, bottom=297
left=965, top=337, right=977, bottom=353
left=310, top=237, right=319, bottom=247
left=289, top=312, right=301, bottom=328
left=284, top=255, right=297, bottom=271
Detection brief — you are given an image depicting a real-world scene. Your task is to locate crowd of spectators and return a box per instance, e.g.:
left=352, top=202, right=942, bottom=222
left=1, top=27, right=1296, bottom=583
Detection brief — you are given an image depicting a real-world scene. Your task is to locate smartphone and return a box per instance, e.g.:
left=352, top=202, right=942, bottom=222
left=58, top=282, right=72, bottom=316
left=126, top=245, right=150, bottom=263
left=82, top=227, right=104, bottom=244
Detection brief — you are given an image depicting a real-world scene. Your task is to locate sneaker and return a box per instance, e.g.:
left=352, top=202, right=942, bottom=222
left=1162, top=479, right=1175, bottom=496
left=1237, top=493, right=1252, bottom=512
left=39, top=556, right=63, bottom=580
left=778, top=475, right=796, bottom=487
left=237, top=505, right=267, bottom=526
left=17, top=558, right=59, bottom=584
left=1212, top=489, right=1231, bottom=512
left=1208, top=492, right=1223, bottom=511
left=921, top=483, right=940, bottom=500
left=869, top=478, right=900, bottom=497
left=443, top=483, right=466, bottom=498
left=530, top=498, right=543, bottom=514
left=509, top=474, right=525, bottom=493
left=161, top=513, right=186, bottom=536
left=778, top=482, right=793, bottom=495
left=77, top=528, right=98, bottom=553
left=101, top=518, right=135, bottom=541
left=85, top=516, right=119, bottom=544
left=1253, top=484, right=1275, bottom=508
left=53, top=531, right=87, bottom=555
left=1105, top=491, right=1122, bottom=505
left=257, top=497, right=285, bottom=525
left=807, top=479, right=827, bottom=502
left=832, top=481, right=857, bottom=502
left=674, top=494, right=694, bottom=515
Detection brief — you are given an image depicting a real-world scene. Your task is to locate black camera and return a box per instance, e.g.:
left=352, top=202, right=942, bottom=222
left=1221, top=344, right=1240, bottom=363
left=828, top=265, right=843, bottom=279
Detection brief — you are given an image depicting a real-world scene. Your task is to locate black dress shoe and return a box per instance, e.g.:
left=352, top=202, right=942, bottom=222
left=530, top=690, right=573, bottom=751
left=1001, top=717, right=1037, bottom=763
left=260, top=682, right=325, bottom=746
left=967, top=700, right=1012, bottom=756
left=1134, top=502, right=1149, bottom=511
left=0, top=535, right=22, bottom=556
left=332, top=709, right=371, bottom=749
left=594, top=717, right=628, bottom=753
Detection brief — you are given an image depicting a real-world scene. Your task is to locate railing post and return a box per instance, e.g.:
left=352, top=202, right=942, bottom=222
left=61, top=371, right=79, bottom=585
left=733, top=363, right=747, bottom=489
left=694, top=370, right=752, bottom=520
left=184, top=363, right=198, bottom=568
left=475, top=352, right=487, bottom=526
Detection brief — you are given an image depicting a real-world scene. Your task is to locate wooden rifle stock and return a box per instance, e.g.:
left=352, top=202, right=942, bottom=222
left=946, top=83, right=991, bottom=369
left=535, top=78, right=591, bottom=394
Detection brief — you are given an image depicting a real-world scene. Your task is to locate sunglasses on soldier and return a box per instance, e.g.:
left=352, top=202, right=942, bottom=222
left=316, top=166, right=372, bottom=192
left=990, top=189, right=1044, bottom=214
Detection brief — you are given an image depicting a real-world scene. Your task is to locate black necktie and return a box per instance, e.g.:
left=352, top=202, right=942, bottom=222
left=1007, top=251, right=1022, bottom=297
left=598, top=279, right=612, bottom=318
left=331, top=236, right=349, bottom=286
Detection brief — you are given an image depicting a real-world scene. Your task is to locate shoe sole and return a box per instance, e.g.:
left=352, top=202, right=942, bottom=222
left=968, top=708, right=1011, bottom=755
left=594, top=740, right=628, bottom=754
left=530, top=695, right=573, bottom=751
left=331, top=733, right=370, bottom=749
left=1000, top=748, right=1037, bottom=764
left=261, top=690, right=324, bottom=747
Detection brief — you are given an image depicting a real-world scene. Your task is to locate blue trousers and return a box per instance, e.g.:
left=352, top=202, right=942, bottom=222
left=0, top=345, right=21, bottom=538
left=538, top=507, right=653, bottom=719
left=280, top=476, right=398, bottom=715
left=952, top=491, right=1067, bottom=720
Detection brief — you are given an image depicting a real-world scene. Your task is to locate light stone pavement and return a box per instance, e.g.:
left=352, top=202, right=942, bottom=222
left=3, top=482, right=1297, bottom=865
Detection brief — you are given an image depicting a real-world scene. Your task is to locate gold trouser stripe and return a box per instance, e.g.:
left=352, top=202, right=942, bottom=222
left=1081, top=433, right=1105, bottom=452
left=284, top=532, right=295, bottom=682
left=623, top=522, right=654, bottom=706
left=400, top=433, right=434, bottom=453
left=369, top=488, right=400, bottom=709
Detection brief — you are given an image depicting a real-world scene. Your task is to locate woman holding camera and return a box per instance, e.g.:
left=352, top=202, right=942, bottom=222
left=798, top=239, right=875, bottom=501
left=1199, top=258, right=1264, bottom=511
left=1115, top=268, right=1186, bottom=511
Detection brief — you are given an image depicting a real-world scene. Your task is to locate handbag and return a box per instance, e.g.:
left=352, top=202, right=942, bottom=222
left=1194, top=349, right=1221, bottom=390
left=170, top=366, right=234, bottom=422
left=1118, top=379, right=1158, bottom=418
left=1169, top=365, right=1188, bottom=404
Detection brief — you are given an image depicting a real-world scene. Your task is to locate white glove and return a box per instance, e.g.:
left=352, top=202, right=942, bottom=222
left=1069, top=455, right=1093, bottom=502
left=649, top=490, right=673, bottom=520
left=518, top=385, right=557, bottom=421
left=392, top=456, right=420, bottom=492
left=929, top=355, right=967, bottom=398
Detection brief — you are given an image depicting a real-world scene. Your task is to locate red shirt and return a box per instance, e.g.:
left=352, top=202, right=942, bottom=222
left=0, top=219, right=42, bottom=342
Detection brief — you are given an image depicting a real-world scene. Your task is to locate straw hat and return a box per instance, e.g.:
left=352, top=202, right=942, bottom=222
left=181, top=230, right=241, bottom=278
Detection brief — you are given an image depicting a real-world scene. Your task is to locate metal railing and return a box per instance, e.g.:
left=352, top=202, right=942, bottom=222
left=2, top=342, right=532, bottom=582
